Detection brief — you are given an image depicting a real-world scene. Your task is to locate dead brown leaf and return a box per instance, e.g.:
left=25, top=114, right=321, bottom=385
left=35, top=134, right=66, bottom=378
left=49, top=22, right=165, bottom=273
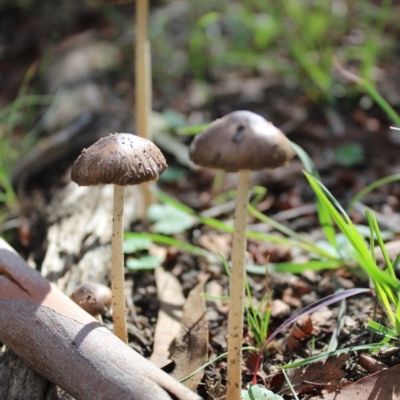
left=309, top=364, right=400, bottom=400
left=247, top=239, right=292, bottom=264
left=286, top=314, right=313, bottom=352
left=270, top=299, right=290, bottom=319
left=358, top=354, right=388, bottom=374
left=169, top=274, right=209, bottom=391
left=205, top=279, right=227, bottom=319
left=150, top=267, right=185, bottom=367
left=278, top=353, right=349, bottom=395
left=198, top=232, right=232, bottom=259
left=375, top=240, right=400, bottom=265
left=282, top=288, right=302, bottom=308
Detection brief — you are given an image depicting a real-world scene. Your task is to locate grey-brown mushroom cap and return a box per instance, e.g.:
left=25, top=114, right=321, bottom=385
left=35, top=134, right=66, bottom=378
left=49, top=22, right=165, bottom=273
left=189, top=111, right=295, bottom=172
left=71, top=133, right=167, bottom=186
left=70, top=283, right=112, bottom=316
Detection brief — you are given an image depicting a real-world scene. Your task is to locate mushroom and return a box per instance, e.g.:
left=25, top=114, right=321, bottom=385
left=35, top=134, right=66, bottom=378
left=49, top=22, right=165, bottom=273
left=71, top=133, right=167, bottom=343
left=70, top=282, right=112, bottom=320
left=189, top=110, right=294, bottom=398
left=90, top=0, right=154, bottom=215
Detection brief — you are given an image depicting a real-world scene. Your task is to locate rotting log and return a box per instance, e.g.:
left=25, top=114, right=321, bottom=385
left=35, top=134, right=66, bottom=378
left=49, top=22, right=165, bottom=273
left=0, top=240, right=202, bottom=400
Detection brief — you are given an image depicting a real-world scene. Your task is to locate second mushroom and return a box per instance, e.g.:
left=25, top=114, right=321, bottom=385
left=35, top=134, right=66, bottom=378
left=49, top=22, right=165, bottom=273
left=71, top=133, right=167, bottom=343
left=189, top=110, right=294, bottom=398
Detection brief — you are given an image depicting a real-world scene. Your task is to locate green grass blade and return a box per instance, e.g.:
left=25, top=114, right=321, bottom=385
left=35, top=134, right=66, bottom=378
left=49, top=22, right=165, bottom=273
left=366, top=209, right=395, bottom=277
left=290, top=141, right=320, bottom=178
left=291, top=143, right=336, bottom=249
left=156, top=189, right=338, bottom=260
left=123, top=232, right=216, bottom=261
left=305, top=172, right=400, bottom=291
left=263, top=288, right=371, bottom=351
left=281, top=369, right=300, bottom=400
left=348, top=174, right=400, bottom=212
left=316, top=197, right=337, bottom=250
left=363, top=80, right=400, bottom=127
left=180, top=346, right=258, bottom=384
left=367, top=320, right=398, bottom=340
left=246, top=230, right=337, bottom=259
left=279, top=343, right=393, bottom=370
left=246, top=260, right=343, bottom=274
left=155, top=190, right=196, bottom=215
left=252, top=288, right=372, bottom=380
left=248, top=204, right=310, bottom=243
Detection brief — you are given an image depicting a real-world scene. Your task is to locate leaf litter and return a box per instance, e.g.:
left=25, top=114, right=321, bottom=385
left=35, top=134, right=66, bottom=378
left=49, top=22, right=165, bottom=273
left=150, top=267, right=185, bottom=368
left=276, top=353, right=350, bottom=396
left=168, top=273, right=209, bottom=391
left=4, top=1, right=400, bottom=397
left=309, top=364, right=400, bottom=400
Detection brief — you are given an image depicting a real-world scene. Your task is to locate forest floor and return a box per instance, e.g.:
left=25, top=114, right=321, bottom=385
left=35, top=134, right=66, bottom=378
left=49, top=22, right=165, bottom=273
left=2, top=1, right=400, bottom=399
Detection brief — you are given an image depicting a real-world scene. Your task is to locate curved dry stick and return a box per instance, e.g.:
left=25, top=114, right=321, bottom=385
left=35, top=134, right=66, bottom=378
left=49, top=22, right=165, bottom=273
left=0, top=242, right=201, bottom=400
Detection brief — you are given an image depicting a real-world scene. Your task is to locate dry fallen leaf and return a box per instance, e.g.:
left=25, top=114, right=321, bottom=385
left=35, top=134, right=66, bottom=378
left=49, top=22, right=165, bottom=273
left=285, top=314, right=313, bottom=352
left=198, top=232, right=232, bottom=259
left=270, top=299, right=291, bottom=319
left=309, top=364, right=400, bottom=400
left=358, top=354, right=388, bottom=374
left=375, top=240, right=400, bottom=265
left=205, top=279, right=227, bottom=320
left=247, top=239, right=292, bottom=264
left=150, top=267, right=185, bottom=367
left=282, top=288, right=302, bottom=308
left=169, top=274, right=209, bottom=391
left=278, top=353, right=349, bottom=395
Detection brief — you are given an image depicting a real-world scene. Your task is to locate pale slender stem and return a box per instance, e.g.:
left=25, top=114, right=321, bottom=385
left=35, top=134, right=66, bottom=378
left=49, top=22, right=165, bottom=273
left=227, top=170, right=251, bottom=399
left=111, top=184, right=128, bottom=343
left=135, top=0, right=155, bottom=214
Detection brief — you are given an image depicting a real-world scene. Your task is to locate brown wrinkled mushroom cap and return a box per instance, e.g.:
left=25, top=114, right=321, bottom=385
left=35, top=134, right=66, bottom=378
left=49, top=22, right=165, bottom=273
left=71, top=133, right=167, bottom=186
left=70, top=283, right=112, bottom=316
left=189, top=111, right=295, bottom=172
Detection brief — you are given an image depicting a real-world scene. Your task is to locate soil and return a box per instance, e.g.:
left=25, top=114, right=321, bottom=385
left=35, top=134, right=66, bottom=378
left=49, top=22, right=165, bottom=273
left=1, top=1, right=400, bottom=399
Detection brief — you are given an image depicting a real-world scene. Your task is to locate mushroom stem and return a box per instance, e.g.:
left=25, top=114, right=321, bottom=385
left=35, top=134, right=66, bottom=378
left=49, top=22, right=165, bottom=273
left=111, top=184, right=128, bottom=343
left=135, top=0, right=155, bottom=214
left=227, top=169, right=251, bottom=399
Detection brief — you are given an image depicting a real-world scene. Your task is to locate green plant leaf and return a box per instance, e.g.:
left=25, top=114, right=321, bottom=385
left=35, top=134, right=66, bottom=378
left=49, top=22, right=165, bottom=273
left=123, top=237, right=152, bottom=253
left=348, top=173, right=400, bottom=212
left=242, top=384, right=283, bottom=400
left=158, top=166, right=187, bottom=183
left=147, top=203, right=195, bottom=234
left=176, top=123, right=209, bottom=136
left=126, top=255, right=163, bottom=270
left=334, top=143, right=364, bottom=167
left=162, top=108, right=187, bottom=128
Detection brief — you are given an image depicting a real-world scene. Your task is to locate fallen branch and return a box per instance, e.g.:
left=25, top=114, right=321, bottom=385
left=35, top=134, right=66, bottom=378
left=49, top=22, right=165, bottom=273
left=0, top=239, right=201, bottom=400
